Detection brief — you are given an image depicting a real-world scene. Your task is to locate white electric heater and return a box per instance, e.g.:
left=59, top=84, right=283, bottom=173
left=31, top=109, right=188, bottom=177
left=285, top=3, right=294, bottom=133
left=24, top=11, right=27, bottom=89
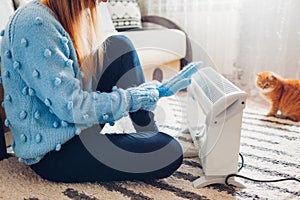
left=186, top=67, right=247, bottom=188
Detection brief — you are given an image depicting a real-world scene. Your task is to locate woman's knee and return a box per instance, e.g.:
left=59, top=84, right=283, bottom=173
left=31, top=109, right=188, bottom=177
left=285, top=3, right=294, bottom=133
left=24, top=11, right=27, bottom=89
left=99, top=34, right=143, bottom=90
left=104, top=34, right=136, bottom=54
left=102, top=34, right=141, bottom=72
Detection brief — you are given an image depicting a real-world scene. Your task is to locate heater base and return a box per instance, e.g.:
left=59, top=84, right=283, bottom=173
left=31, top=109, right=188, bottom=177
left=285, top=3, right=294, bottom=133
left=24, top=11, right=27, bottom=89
left=193, top=175, right=246, bottom=188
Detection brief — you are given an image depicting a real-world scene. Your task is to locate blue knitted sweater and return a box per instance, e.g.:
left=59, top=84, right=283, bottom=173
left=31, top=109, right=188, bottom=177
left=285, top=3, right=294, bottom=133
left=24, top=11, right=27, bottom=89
left=0, top=1, right=158, bottom=164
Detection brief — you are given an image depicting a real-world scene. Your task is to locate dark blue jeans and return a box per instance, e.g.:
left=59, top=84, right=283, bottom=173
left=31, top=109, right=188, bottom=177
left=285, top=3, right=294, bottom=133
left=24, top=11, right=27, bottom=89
left=30, top=35, right=183, bottom=183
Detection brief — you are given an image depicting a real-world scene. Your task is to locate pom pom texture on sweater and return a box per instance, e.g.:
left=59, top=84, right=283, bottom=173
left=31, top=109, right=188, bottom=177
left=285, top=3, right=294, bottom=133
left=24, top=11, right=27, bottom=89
left=0, top=1, right=134, bottom=164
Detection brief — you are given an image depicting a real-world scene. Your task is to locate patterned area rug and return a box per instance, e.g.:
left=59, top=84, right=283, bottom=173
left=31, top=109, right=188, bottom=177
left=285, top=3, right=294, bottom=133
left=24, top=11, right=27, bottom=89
left=0, top=94, right=299, bottom=200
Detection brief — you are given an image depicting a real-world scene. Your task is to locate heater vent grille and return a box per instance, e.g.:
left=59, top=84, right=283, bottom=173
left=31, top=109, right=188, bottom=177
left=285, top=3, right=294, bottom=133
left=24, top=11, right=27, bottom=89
left=194, top=72, right=223, bottom=104
left=203, top=68, right=239, bottom=95
left=193, top=67, right=240, bottom=103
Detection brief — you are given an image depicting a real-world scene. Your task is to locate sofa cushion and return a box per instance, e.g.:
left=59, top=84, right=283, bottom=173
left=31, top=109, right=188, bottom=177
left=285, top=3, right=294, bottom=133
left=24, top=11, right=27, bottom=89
left=121, top=29, right=186, bottom=66
left=107, top=0, right=142, bottom=31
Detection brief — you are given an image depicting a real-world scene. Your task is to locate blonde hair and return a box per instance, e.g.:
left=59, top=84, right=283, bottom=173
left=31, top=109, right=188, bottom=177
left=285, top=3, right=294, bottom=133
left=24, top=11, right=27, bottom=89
left=41, top=0, right=102, bottom=81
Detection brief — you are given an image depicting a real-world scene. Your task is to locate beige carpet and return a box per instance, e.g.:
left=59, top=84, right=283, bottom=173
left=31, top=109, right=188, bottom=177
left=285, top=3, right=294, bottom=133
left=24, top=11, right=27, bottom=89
left=0, top=94, right=300, bottom=200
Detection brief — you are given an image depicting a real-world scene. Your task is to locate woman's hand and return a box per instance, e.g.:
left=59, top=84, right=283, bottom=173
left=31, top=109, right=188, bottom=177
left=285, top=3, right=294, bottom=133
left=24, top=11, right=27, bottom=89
left=126, top=61, right=202, bottom=113
left=157, top=62, right=202, bottom=97
left=127, top=81, right=160, bottom=112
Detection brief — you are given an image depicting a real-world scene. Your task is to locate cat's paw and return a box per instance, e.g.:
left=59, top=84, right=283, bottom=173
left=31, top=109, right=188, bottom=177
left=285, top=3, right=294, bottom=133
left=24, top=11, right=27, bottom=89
left=274, top=114, right=298, bottom=121
left=274, top=114, right=290, bottom=120
left=266, top=113, right=275, bottom=117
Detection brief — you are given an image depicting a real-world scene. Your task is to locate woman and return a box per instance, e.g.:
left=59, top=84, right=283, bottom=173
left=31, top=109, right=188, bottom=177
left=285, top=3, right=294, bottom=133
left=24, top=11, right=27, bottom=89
left=0, top=0, right=199, bottom=182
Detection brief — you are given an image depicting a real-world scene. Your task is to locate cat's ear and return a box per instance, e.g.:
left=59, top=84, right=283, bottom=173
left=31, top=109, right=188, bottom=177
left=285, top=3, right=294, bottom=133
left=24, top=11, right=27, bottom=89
left=268, top=74, right=276, bottom=80
left=256, top=73, right=261, bottom=77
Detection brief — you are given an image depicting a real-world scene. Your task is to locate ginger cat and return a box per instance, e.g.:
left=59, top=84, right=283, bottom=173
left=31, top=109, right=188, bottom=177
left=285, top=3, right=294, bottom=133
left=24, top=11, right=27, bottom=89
left=256, top=71, right=300, bottom=122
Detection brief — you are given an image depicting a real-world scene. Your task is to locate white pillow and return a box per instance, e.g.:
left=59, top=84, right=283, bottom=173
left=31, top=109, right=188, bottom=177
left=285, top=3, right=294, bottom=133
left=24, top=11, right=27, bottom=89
left=0, top=0, right=15, bottom=31
left=107, top=0, right=142, bottom=31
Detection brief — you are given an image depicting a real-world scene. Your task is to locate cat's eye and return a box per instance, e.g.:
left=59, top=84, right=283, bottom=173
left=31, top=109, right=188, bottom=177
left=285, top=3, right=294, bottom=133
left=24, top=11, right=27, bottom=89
left=264, top=83, right=269, bottom=87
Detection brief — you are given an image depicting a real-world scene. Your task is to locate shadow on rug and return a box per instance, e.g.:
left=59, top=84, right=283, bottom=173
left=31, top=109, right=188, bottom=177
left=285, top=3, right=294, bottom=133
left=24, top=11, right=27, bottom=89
left=0, top=95, right=299, bottom=200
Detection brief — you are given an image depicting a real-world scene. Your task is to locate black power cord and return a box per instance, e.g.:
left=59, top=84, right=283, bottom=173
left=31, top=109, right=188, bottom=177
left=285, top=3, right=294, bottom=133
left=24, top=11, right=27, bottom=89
left=225, top=153, right=300, bottom=187
left=225, top=174, right=300, bottom=187
left=238, top=153, right=244, bottom=172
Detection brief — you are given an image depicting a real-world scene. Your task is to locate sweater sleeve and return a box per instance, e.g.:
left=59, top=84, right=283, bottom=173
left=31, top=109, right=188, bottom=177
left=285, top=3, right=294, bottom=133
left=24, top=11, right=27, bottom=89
left=9, top=10, right=131, bottom=125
